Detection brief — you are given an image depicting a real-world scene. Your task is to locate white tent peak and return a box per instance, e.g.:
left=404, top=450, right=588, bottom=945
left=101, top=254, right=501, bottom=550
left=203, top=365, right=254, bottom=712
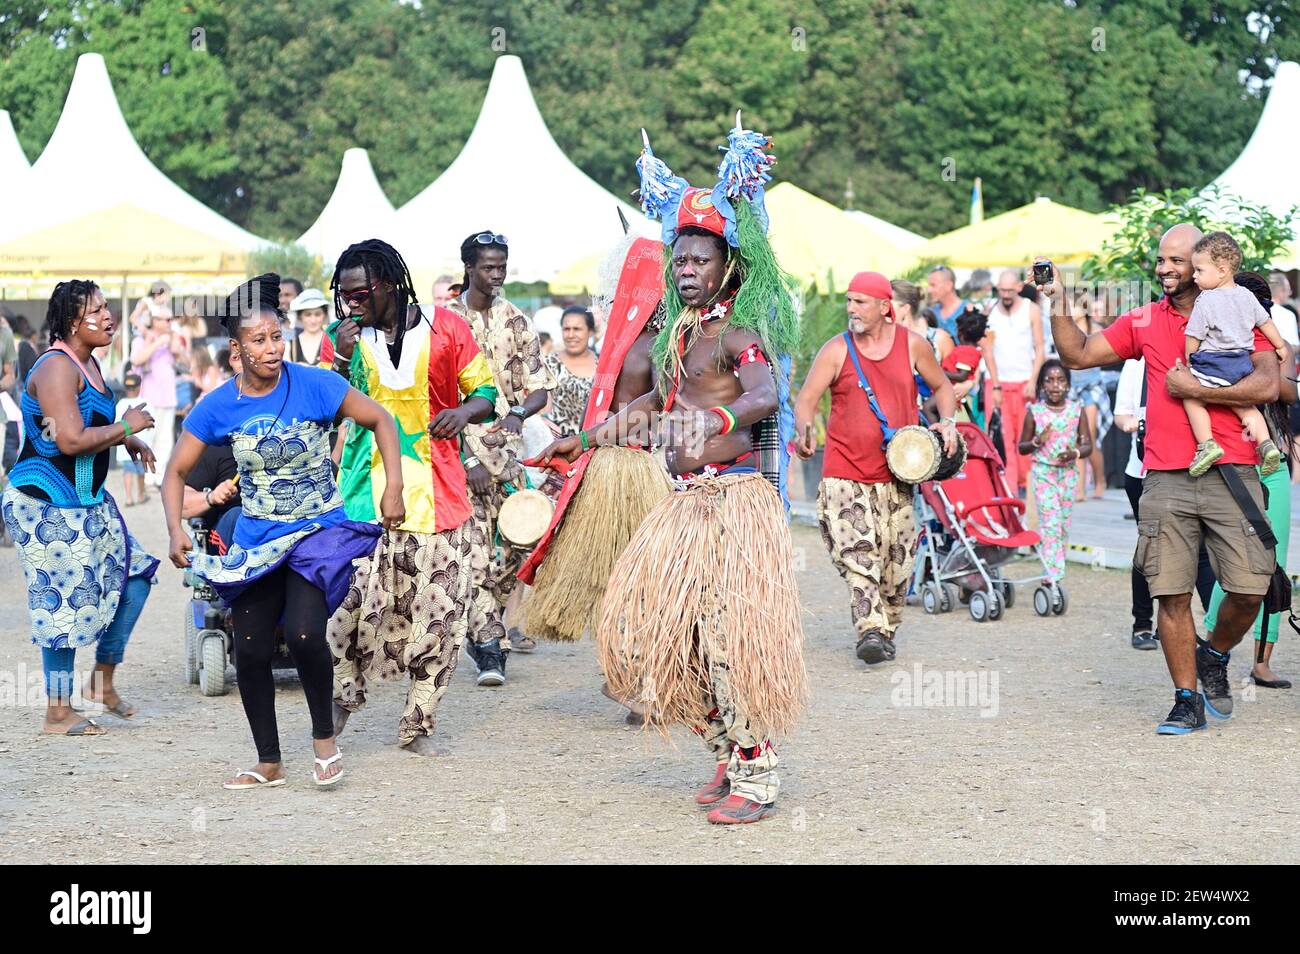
left=0, top=53, right=262, bottom=248
left=394, top=54, right=652, bottom=284
left=1208, top=60, right=1300, bottom=227
left=298, top=147, right=397, bottom=265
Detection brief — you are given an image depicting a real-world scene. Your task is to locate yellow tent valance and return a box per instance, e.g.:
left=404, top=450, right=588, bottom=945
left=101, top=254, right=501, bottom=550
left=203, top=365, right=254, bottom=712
left=913, top=196, right=1116, bottom=268
left=0, top=203, right=251, bottom=275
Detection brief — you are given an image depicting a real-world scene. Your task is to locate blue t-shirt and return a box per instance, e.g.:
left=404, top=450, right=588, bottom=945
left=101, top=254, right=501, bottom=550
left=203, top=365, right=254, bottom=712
left=183, top=363, right=350, bottom=550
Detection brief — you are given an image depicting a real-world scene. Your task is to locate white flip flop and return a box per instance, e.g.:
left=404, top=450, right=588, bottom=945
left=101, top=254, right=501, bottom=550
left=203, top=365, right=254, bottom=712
left=313, top=751, right=344, bottom=787
left=223, top=770, right=286, bottom=791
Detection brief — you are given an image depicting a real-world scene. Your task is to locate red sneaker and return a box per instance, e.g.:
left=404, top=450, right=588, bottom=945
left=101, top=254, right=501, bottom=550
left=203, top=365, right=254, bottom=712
left=693, top=761, right=730, bottom=805
left=706, top=794, right=776, bottom=825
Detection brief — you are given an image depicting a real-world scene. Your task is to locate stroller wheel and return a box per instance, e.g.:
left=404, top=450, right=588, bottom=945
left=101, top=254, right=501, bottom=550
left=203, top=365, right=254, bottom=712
left=968, top=590, right=991, bottom=623
left=987, top=589, right=1004, bottom=621
left=941, top=583, right=958, bottom=613
left=998, top=581, right=1016, bottom=610
left=1051, top=583, right=1068, bottom=615
left=184, top=608, right=200, bottom=686
left=1032, top=585, right=1053, bottom=617
left=921, top=582, right=943, bottom=615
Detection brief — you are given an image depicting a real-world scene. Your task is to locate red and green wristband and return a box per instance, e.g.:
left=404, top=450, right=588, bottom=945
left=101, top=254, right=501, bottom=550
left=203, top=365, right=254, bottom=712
left=709, top=405, right=738, bottom=435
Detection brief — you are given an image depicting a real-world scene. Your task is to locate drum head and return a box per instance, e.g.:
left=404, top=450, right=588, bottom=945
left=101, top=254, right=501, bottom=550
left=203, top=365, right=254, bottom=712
left=498, top=488, right=554, bottom=548
left=886, top=425, right=941, bottom=483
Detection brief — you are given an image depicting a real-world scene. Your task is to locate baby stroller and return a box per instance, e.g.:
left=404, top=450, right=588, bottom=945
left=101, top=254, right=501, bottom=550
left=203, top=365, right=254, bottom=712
left=912, top=422, right=1066, bottom=622
left=182, top=517, right=293, bottom=696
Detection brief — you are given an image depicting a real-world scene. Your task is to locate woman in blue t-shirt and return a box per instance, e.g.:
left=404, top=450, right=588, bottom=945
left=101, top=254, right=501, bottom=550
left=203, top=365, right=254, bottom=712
left=162, top=274, right=404, bottom=791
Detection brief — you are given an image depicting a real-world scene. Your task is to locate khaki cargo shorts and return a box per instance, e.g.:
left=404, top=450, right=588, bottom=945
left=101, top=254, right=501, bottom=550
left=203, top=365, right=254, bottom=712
left=1135, top=465, right=1274, bottom=598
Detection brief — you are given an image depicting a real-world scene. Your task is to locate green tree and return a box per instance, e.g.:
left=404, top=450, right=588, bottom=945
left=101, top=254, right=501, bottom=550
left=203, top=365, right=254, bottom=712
left=1083, top=187, right=1298, bottom=299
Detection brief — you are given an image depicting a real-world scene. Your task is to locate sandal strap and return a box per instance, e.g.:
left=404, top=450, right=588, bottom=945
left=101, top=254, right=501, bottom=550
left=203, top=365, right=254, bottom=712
left=313, top=752, right=342, bottom=770
left=235, top=770, right=270, bottom=783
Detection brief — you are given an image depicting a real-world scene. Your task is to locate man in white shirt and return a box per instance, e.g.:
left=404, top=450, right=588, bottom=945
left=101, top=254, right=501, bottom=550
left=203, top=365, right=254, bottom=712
left=984, top=269, right=1044, bottom=490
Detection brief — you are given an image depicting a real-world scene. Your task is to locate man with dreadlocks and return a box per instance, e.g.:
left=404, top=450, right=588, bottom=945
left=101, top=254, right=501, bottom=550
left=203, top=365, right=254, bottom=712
left=323, top=239, right=498, bottom=755
left=538, top=119, right=805, bottom=825
left=447, top=231, right=556, bottom=686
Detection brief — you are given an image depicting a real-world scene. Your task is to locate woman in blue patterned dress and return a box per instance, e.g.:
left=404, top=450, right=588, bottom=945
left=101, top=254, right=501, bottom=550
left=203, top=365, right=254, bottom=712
left=2, top=281, right=160, bottom=736
left=162, top=275, right=404, bottom=790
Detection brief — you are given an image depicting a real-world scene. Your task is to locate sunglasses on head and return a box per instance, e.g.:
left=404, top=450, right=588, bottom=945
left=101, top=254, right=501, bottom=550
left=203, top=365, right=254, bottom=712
left=473, top=232, right=508, bottom=247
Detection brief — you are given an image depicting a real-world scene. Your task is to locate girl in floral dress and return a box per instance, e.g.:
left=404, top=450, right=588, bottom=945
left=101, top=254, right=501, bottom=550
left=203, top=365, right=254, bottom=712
left=1018, top=359, right=1093, bottom=582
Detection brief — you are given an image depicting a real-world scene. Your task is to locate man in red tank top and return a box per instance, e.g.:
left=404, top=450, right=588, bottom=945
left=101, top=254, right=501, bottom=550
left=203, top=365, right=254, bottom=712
left=795, top=271, right=958, bottom=665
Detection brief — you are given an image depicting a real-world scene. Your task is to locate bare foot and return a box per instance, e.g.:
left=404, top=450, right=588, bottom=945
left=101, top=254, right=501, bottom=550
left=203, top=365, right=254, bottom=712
left=41, top=710, right=108, bottom=736
left=332, top=703, right=351, bottom=737
left=404, top=734, right=449, bottom=757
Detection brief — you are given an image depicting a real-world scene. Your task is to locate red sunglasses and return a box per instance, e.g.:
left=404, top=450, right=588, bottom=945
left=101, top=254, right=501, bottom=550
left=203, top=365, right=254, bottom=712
left=340, top=281, right=385, bottom=306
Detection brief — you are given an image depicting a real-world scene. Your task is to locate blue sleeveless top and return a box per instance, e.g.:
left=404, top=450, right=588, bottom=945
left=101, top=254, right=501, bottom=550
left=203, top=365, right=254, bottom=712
left=7, top=350, right=116, bottom=506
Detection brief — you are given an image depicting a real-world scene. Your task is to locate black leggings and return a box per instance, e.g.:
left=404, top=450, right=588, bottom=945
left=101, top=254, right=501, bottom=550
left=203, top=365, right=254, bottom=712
left=230, top=564, right=335, bottom=763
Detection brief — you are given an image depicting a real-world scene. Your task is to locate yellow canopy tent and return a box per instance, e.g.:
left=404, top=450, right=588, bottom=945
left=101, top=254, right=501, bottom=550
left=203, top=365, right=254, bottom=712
left=763, top=183, right=915, bottom=291
left=0, top=203, right=250, bottom=277
left=550, top=182, right=916, bottom=295
left=913, top=196, right=1115, bottom=268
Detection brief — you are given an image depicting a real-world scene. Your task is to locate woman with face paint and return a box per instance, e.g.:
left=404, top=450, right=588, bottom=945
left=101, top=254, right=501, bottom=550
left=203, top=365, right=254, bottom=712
left=162, top=274, right=404, bottom=791
left=2, top=280, right=160, bottom=737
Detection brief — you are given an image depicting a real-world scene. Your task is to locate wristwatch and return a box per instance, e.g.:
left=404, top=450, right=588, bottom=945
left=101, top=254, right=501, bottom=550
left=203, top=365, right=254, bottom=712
left=508, top=405, right=528, bottom=419
left=463, top=455, right=482, bottom=470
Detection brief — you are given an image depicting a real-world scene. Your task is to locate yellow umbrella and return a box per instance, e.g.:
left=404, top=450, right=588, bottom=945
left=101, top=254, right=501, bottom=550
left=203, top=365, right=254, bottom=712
left=913, top=196, right=1115, bottom=268
left=0, top=202, right=251, bottom=275
left=549, top=183, right=917, bottom=295
left=764, top=182, right=915, bottom=291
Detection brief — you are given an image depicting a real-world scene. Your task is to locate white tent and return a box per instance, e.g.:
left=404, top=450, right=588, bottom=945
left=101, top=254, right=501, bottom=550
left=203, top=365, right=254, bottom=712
left=0, top=53, right=263, bottom=255
left=297, top=148, right=398, bottom=267
left=0, top=110, right=31, bottom=217
left=845, top=209, right=928, bottom=249
left=1207, top=60, right=1300, bottom=268
left=393, top=55, right=651, bottom=286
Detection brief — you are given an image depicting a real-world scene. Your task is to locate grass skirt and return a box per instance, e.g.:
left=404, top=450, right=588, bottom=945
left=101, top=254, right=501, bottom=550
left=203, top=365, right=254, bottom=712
left=596, top=472, right=806, bottom=737
left=526, top=446, right=670, bottom=641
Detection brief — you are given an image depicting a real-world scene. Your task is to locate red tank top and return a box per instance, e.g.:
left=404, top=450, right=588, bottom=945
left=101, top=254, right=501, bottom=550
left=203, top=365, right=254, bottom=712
left=822, top=327, right=918, bottom=484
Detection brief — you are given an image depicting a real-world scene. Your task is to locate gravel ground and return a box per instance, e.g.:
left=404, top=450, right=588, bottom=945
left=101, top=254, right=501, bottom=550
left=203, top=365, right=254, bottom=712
left=1, top=476, right=1296, bottom=863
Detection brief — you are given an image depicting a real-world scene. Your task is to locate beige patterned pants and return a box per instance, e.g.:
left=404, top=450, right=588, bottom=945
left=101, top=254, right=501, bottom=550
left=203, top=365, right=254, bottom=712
left=329, top=524, right=473, bottom=745
left=695, top=640, right=780, bottom=805
left=467, top=482, right=524, bottom=648
left=817, top=477, right=917, bottom=640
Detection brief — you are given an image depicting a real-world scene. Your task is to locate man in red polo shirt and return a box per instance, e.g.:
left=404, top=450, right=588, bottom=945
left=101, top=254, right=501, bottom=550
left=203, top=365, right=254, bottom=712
left=1041, top=223, right=1279, bottom=735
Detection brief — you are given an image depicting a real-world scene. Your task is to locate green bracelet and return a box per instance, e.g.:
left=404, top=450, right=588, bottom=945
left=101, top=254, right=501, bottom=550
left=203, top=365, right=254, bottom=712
left=579, top=430, right=590, bottom=451
left=121, top=420, right=132, bottom=441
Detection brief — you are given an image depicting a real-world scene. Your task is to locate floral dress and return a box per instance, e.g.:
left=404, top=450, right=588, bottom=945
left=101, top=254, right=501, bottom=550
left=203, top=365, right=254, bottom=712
left=1028, top=398, right=1082, bottom=582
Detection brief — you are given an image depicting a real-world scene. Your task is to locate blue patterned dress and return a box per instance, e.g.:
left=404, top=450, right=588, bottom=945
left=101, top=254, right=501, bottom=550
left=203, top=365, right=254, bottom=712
left=2, top=351, right=158, bottom=650
left=182, top=362, right=381, bottom=611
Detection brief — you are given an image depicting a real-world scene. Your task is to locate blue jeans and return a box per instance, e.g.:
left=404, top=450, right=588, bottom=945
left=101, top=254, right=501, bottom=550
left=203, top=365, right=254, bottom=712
left=41, top=577, right=151, bottom=699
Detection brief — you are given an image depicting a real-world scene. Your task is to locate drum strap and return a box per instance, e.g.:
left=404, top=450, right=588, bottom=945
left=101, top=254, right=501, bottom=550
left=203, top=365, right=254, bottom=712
left=842, top=332, right=896, bottom=449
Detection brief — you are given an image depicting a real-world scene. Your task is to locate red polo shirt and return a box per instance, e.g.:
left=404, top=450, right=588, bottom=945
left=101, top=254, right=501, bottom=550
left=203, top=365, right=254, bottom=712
left=1103, top=296, right=1271, bottom=471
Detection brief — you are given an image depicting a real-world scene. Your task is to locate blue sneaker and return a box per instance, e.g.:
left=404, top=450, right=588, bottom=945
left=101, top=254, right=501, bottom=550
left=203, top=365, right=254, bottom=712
left=1157, top=689, right=1207, bottom=735
left=1196, top=639, right=1233, bottom=718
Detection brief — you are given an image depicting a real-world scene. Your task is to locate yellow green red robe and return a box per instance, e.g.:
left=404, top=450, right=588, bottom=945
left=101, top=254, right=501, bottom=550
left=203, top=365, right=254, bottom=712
left=328, top=306, right=496, bottom=534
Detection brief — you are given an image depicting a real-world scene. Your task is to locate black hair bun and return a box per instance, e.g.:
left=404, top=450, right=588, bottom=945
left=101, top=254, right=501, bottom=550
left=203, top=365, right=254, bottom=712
left=213, top=273, right=283, bottom=337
